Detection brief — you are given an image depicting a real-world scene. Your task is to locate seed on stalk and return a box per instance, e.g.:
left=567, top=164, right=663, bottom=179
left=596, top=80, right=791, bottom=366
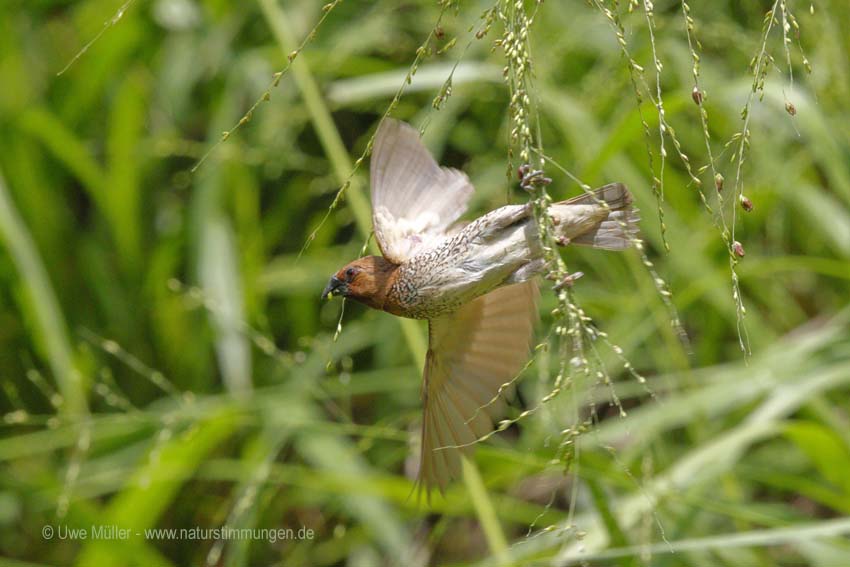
left=740, top=195, right=754, bottom=212
left=732, top=241, right=745, bottom=258
left=785, top=101, right=797, bottom=116
left=714, top=173, right=724, bottom=192
left=691, top=86, right=703, bottom=105
left=517, top=164, right=530, bottom=180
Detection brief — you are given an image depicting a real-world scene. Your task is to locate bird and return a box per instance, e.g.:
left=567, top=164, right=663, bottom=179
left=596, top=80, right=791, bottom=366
left=322, top=118, right=639, bottom=494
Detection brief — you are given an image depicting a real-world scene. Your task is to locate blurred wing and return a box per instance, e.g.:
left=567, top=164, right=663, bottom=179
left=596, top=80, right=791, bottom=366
left=418, top=281, right=539, bottom=493
left=371, top=119, right=475, bottom=263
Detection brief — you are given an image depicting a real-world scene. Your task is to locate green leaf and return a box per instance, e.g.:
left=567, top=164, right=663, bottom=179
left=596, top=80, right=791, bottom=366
left=784, top=420, right=850, bottom=495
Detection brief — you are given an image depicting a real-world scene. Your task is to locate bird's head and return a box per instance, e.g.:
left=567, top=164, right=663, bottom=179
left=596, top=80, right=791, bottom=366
left=322, top=255, right=397, bottom=311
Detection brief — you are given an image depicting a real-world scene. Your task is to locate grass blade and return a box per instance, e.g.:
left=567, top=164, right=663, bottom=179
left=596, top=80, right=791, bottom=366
left=0, top=168, right=86, bottom=415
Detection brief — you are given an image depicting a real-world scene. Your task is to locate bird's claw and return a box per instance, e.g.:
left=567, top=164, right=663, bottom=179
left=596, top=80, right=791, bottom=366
left=552, top=271, right=584, bottom=291
left=518, top=164, right=552, bottom=192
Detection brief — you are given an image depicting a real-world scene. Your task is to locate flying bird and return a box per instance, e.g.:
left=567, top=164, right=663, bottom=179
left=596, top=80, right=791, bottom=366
left=322, top=119, right=638, bottom=493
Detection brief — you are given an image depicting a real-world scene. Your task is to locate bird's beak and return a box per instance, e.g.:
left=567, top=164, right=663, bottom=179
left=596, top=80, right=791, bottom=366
left=322, top=275, right=346, bottom=300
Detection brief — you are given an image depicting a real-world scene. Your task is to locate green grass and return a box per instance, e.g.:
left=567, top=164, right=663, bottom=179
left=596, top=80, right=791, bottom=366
left=0, top=0, right=849, bottom=565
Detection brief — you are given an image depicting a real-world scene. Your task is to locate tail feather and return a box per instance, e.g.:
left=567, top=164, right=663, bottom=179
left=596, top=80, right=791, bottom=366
left=562, top=182, right=633, bottom=209
left=552, top=183, right=640, bottom=251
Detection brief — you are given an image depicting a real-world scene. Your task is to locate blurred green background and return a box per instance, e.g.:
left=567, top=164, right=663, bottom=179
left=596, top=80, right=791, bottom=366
left=1, top=0, right=849, bottom=565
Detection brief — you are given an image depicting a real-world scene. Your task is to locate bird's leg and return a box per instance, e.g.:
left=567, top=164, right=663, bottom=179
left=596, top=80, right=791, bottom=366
left=518, top=164, right=552, bottom=192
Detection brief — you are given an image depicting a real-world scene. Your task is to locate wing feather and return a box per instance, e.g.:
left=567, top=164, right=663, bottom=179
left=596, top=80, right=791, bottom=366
left=446, top=384, right=493, bottom=438
left=370, top=119, right=475, bottom=263
left=417, top=281, right=538, bottom=494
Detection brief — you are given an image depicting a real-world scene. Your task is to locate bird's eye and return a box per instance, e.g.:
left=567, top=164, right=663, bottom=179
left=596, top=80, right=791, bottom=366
left=345, top=267, right=357, bottom=280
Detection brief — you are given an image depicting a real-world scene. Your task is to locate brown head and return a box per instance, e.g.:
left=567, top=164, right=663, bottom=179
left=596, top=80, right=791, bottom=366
left=322, top=255, right=399, bottom=312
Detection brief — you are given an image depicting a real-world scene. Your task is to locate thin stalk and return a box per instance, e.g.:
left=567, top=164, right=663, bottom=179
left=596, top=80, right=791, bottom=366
left=257, top=0, right=427, bottom=363
left=258, top=0, right=504, bottom=551
left=257, top=0, right=371, bottom=238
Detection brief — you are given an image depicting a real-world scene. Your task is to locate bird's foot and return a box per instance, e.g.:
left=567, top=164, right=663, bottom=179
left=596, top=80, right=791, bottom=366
left=551, top=271, right=584, bottom=291
left=518, top=164, right=552, bottom=192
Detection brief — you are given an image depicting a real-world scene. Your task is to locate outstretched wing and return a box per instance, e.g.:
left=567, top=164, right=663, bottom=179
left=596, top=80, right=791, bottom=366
left=371, top=119, right=474, bottom=264
left=418, top=281, right=539, bottom=493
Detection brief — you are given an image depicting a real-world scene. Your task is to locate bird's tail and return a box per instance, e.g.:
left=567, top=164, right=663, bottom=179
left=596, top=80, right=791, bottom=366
left=549, top=183, right=639, bottom=250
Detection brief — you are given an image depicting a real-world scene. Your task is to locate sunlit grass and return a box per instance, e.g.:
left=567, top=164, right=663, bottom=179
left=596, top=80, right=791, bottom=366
left=0, top=0, right=848, bottom=565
